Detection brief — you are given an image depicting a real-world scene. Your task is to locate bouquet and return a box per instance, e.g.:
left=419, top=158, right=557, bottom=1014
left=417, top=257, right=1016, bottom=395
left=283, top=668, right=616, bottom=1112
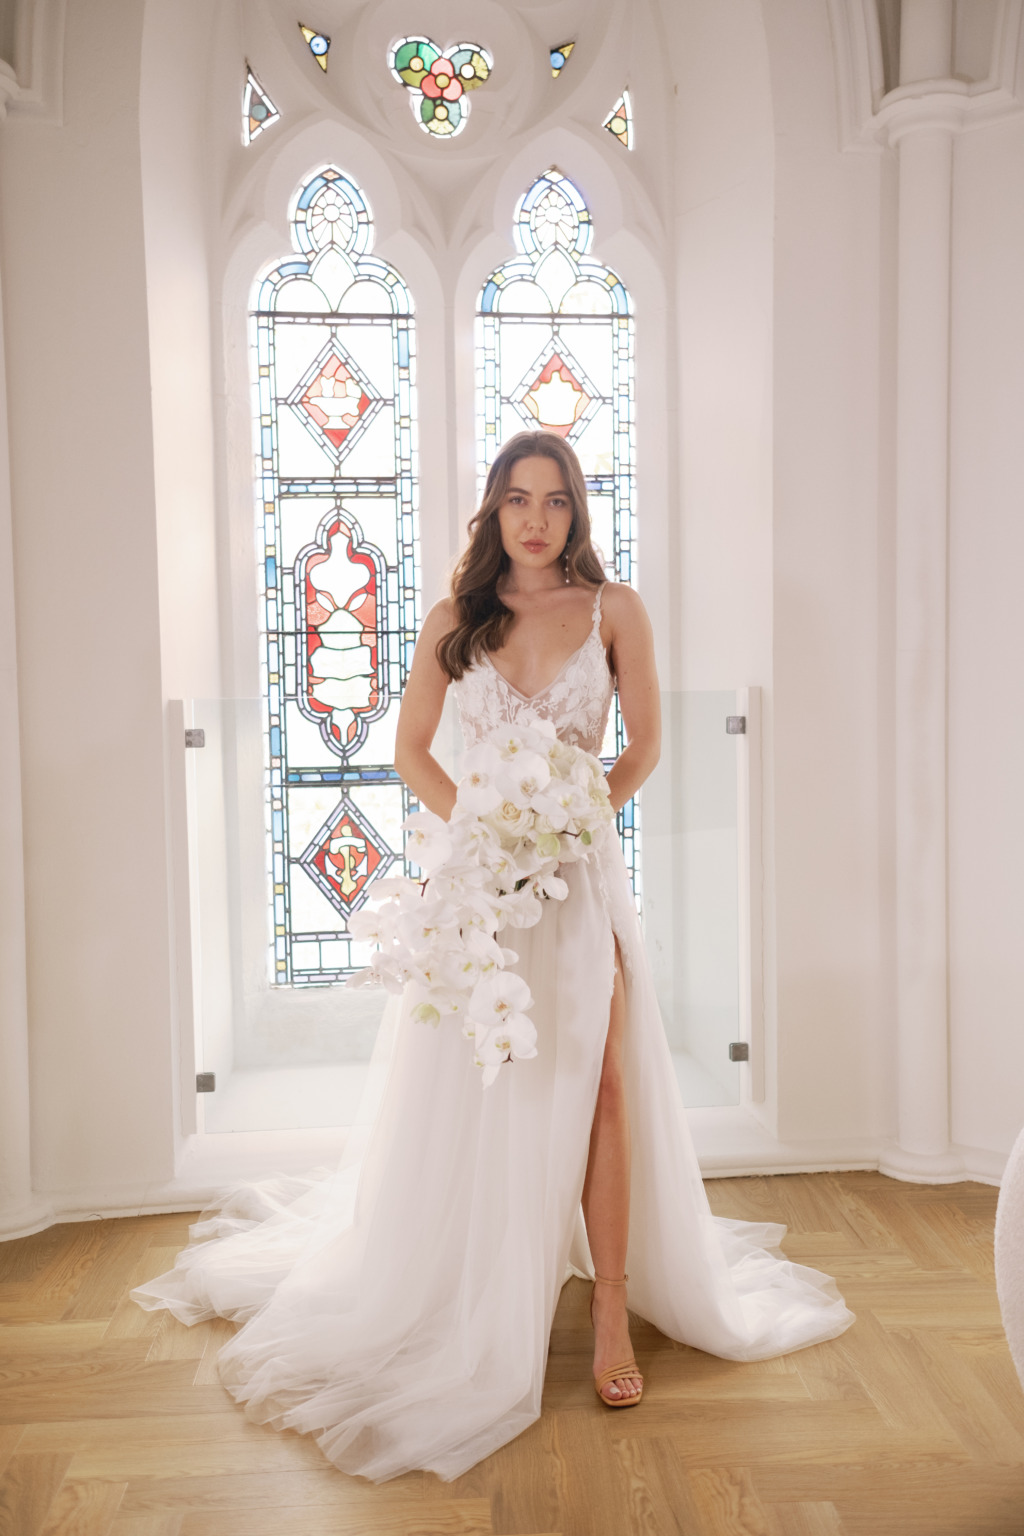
left=347, top=720, right=615, bottom=1086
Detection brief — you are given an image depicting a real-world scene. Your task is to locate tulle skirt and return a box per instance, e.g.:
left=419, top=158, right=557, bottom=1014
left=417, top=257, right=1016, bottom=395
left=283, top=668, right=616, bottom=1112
left=132, top=838, right=853, bottom=1481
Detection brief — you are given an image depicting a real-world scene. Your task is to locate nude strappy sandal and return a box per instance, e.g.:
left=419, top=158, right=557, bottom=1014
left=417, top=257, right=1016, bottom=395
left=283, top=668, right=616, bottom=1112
left=590, top=1273, right=643, bottom=1408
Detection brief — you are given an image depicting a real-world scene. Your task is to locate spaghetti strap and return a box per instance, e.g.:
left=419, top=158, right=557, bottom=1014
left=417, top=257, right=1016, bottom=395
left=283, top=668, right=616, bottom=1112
left=592, top=584, right=604, bottom=629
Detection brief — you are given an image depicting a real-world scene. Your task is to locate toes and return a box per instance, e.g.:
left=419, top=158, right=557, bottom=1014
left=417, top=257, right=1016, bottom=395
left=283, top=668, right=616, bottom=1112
left=597, top=1373, right=642, bottom=1404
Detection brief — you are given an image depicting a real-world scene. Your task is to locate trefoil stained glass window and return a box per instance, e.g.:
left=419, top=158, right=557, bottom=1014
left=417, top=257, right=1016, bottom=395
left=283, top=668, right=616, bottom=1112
left=476, top=170, right=639, bottom=900
left=388, top=37, right=492, bottom=137
left=252, top=167, right=419, bottom=985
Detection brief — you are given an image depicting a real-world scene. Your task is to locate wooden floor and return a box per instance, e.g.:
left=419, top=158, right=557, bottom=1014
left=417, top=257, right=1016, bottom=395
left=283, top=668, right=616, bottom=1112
left=1, top=1172, right=1023, bottom=1536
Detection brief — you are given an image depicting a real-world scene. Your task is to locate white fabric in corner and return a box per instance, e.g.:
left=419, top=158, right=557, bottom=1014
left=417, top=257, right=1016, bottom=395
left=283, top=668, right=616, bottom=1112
left=995, top=1126, right=1024, bottom=1393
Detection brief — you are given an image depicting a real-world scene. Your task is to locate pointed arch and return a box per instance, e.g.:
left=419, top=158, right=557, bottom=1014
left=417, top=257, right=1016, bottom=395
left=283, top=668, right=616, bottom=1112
left=475, top=169, right=639, bottom=897
left=252, top=166, right=419, bottom=985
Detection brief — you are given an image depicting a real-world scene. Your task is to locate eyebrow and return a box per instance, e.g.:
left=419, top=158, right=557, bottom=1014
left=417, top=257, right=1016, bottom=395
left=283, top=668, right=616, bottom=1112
left=506, top=485, right=568, bottom=496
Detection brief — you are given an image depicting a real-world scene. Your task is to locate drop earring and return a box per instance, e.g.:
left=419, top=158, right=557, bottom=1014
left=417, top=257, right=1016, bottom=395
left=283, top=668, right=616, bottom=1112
left=564, top=552, right=570, bottom=585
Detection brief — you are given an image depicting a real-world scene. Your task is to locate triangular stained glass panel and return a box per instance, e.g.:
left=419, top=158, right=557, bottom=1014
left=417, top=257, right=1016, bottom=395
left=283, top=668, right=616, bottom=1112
left=297, top=793, right=395, bottom=919
left=300, top=24, right=331, bottom=70
left=513, top=341, right=601, bottom=441
left=286, top=338, right=383, bottom=461
left=602, top=90, right=633, bottom=150
left=243, top=66, right=279, bottom=144
left=550, top=41, right=575, bottom=78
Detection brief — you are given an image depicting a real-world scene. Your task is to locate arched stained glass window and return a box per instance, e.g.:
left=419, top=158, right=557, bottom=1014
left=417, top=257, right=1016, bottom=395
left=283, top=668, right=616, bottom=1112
left=252, top=167, right=419, bottom=985
left=476, top=169, right=639, bottom=897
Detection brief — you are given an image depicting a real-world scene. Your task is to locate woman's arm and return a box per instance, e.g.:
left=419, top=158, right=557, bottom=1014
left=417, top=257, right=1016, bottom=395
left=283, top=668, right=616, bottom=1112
left=394, top=600, right=459, bottom=820
left=603, top=584, right=661, bottom=813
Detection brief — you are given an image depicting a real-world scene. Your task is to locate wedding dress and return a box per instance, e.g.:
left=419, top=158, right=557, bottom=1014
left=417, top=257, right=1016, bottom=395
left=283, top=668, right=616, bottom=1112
left=132, top=585, right=853, bottom=1481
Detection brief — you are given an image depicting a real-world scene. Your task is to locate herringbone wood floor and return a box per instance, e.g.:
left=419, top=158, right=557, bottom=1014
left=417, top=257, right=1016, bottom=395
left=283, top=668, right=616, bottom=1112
left=1, top=1172, right=1022, bottom=1536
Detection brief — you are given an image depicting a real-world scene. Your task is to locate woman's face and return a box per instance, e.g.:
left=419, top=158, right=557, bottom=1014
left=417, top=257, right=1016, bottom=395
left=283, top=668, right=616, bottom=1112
left=496, top=455, right=574, bottom=577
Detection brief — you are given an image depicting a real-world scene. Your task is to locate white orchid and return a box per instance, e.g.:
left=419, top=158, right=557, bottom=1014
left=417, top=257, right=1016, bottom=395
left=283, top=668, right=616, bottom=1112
left=455, top=816, right=502, bottom=855
left=545, top=733, right=577, bottom=770
left=469, top=971, right=539, bottom=1086
left=462, top=928, right=511, bottom=965
left=346, top=721, right=614, bottom=1086
left=467, top=969, right=534, bottom=1032
left=347, top=905, right=397, bottom=948
left=532, top=780, right=590, bottom=830
left=407, top=983, right=463, bottom=1026
left=495, top=749, right=552, bottom=809
left=491, top=730, right=534, bottom=758
left=402, top=810, right=454, bottom=872
left=537, top=870, right=569, bottom=901
left=498, top=883, right=544, bottom=928
left=457, top=742, right=505, bottom=815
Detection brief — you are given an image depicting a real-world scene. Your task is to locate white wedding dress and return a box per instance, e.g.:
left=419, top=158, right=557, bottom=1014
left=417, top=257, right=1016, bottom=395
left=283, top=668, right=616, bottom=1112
left=133, top=586, right=853, bottom=1481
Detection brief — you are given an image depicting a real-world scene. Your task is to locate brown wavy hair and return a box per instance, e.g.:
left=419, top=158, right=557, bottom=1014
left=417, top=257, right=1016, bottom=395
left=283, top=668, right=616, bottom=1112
left=436, top=431, right=606, bottom=680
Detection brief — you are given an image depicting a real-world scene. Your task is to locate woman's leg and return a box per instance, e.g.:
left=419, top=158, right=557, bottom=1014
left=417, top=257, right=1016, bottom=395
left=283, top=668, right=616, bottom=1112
left=582, top=938, right=642, bottom=1402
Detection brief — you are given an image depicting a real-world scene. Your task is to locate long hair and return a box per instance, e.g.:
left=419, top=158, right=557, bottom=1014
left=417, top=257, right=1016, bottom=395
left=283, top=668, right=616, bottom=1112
left=436, top=431, right=606, bottom=680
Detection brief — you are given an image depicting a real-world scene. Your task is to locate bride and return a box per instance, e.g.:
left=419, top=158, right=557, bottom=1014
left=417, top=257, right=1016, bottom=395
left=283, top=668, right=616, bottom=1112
left=133, top=429, right=853, bottom=1481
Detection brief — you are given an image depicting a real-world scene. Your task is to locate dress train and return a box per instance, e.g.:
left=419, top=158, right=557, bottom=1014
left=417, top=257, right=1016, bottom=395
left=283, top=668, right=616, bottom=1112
left=133, top=839, right=852, bottom=1482
left=133, top=585, right=853, bottom=1480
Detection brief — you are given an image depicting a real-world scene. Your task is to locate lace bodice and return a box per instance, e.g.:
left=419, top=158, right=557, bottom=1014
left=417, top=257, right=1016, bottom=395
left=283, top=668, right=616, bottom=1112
left=452, top=586, right=614, bottom=755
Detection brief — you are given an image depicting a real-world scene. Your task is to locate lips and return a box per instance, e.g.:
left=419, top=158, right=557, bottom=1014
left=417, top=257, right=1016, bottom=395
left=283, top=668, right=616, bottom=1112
left=522, top=541, right=547, bottom=553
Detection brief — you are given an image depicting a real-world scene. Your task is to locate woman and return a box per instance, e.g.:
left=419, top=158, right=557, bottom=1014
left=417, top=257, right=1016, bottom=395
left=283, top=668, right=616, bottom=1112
left=133, top=431, right=853, bottom=1481
left=395, top=430, right=658, bottom=1408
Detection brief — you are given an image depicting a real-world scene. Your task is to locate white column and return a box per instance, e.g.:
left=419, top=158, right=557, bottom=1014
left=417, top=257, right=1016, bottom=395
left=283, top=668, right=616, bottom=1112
left=0, top=231, right=49, bottom=1238
left=899, top=0, right=954, bottom=84
left=890, top=0, right=955, bottom=1166
left=0, top=61, right=54, bottom=1238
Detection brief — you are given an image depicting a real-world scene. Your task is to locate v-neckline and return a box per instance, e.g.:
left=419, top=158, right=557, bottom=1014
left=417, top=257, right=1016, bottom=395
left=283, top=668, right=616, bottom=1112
left=484, top=631, right=594, bottom=703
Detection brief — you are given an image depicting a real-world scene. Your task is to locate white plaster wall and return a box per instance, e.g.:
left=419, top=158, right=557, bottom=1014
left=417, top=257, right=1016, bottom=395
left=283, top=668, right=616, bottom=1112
left=139, top=1, right=222, bottom=706
left=6, top=0, right=1024, bottom=1235
left=948, top=118, right=1024, bottom=1156
left=762, top=0, right=891, bottom=1144
left=667, top=0, right=778, bottom=1114
left=0, top=0, right=176, bottom=1200
left=673, top=0, right=775, bottom=696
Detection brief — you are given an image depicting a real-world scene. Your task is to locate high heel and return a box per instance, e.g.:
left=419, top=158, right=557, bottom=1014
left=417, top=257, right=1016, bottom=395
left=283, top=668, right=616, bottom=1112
left=590, top=1273, right=643, bottom=1408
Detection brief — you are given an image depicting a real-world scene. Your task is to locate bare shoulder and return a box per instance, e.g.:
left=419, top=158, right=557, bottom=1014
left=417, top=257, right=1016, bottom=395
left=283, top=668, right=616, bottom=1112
left=419, top=598, right=456, bottom=641
left=600, top=581, right=651, bottom=633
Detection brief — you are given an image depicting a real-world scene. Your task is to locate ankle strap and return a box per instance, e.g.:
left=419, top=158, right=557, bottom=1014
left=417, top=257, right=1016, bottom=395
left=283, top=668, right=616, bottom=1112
left=593, top=1272, right=628, bottom=1286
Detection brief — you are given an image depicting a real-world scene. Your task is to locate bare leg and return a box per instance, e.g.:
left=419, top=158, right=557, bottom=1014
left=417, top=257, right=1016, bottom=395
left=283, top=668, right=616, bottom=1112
left=582, top=938, right=642, bottom=1402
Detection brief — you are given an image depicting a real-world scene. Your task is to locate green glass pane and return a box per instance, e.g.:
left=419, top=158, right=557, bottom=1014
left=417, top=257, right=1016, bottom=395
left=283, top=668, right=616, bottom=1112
left=421, top=95, right=461, bottom=135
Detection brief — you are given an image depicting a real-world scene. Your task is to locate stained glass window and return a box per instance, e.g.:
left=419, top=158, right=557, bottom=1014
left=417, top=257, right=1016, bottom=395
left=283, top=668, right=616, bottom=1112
left=299, top=24, right=330, bottom=70
left=476, top=170, right=639, bottom=901
left=550, top=42, right=575, bottom=78
left=603, top=91, right=633, bottom=150
left=252, top=167, right=419, bottom=985
left=243, top=66, right=279, bottom=144
left=388, top=37, right=492, bottom=137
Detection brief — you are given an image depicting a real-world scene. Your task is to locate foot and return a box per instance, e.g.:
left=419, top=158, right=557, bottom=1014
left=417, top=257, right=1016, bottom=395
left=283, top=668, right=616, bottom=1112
left=591, top=1277, right=642, bottom=1403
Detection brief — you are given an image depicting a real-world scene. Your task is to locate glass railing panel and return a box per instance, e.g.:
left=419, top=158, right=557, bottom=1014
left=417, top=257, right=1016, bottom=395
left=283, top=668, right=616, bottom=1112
left=185, top=699, right=385, bottom=1133
left=183, top=690, right=747, bottom=1130
left=643, top=691, right=741, bottom=1107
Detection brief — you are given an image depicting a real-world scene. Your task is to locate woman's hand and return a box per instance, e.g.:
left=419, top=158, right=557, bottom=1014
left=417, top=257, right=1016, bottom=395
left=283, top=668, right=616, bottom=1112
left=394, top=600, right=459, bottom=820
